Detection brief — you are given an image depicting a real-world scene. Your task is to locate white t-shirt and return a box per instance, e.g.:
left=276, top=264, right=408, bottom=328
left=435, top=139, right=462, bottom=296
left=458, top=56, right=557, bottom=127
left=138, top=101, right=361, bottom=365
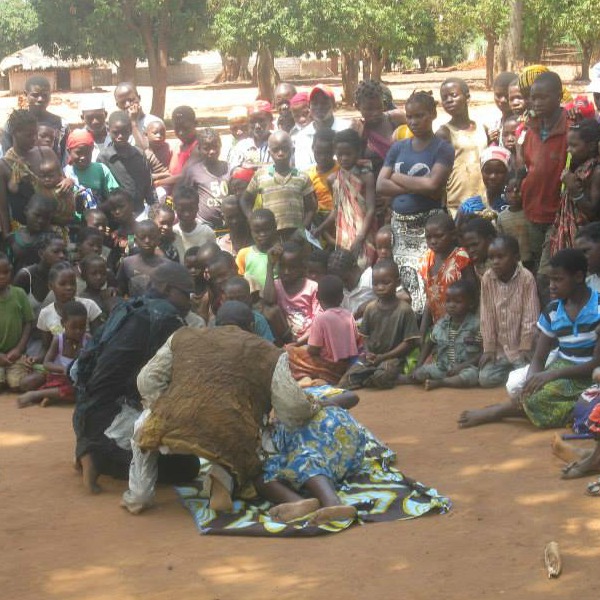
left=293, top=117, right=351, bottom=171
left=173, top=221, right=217, bottom=263
left=587, top=274, right=600, bottom=293
left=37, top=297, right=103, bottom=335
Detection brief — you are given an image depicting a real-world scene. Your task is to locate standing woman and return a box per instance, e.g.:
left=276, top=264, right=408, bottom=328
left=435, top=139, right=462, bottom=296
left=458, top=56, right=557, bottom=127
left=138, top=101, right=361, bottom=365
left=437, top=78, right=489, bottom=215
left=376, top=91, right=455, bottom=314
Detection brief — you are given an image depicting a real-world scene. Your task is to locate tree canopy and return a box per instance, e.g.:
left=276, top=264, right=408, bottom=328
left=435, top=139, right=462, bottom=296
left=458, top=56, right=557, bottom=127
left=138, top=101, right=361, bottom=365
left=0, top=0, right=38, bottom=60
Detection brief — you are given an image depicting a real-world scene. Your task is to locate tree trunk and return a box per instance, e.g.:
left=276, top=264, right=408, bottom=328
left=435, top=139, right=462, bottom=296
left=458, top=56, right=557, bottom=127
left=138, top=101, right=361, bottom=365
left=362, top=48, right=371, bottom=81
left=507, top=0, right=523, bottom=70
left=418, top=55, right=427, bottom=72
left=485, top=36, right=495, bottom=89
left=237, top=52, right=251, bottom=81
left=341, top=50, right=359, bottom=106
left=580, top=41, right=592, bottom=81
left=255, top=43, right=278, bottom=102
left=370, top=46, right=385, bottom=81
left=329, top=53, right=339, bottom=76
left=139, top=13, right=168, bottom=118
left=118, top=46, right=137, bottom=82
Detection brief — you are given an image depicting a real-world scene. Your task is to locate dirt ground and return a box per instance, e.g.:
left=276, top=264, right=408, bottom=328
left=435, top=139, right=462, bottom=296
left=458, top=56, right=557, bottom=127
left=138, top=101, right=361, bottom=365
left=2, top=383, right=600, bottom=600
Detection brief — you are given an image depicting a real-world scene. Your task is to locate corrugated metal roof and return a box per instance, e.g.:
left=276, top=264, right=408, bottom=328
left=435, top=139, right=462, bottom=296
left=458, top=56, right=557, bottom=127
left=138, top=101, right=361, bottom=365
left=0, top=45, right=97, bottom=73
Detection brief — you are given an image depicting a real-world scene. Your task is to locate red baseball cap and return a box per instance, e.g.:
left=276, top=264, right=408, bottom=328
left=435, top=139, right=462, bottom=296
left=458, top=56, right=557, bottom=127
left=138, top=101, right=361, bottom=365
left=309, top=84, right=335, bottom=102
left=249, top=100, right=273, bottom=116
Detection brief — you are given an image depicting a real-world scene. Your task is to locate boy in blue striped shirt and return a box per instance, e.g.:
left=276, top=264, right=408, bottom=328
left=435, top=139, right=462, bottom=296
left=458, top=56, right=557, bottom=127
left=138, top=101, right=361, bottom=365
left=459, top=248, right=600, bottom=429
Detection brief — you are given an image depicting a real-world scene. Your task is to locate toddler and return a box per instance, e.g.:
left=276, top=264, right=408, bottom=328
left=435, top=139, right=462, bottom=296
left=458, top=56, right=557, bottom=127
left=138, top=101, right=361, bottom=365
left=497, top=176, right=532, bottom=269
left=79, top=254, right=117, bottom=316
left=145, top=119, right=172, bottom=185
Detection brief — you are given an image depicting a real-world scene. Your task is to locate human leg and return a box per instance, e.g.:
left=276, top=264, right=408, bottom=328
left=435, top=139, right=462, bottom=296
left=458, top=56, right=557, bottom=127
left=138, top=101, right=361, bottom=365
left=426, top=365, right=479, bottom=391
left=366, top=359, right=402, bottom=389
left=6, top=357, right=31, bottom=391
left=458, top=397, right=525, bottom=428
left=255, top=475, right=320, bottom=522
left=303, top=475, right=357, bottom=524
left=479, top=358, right=514, bottom=388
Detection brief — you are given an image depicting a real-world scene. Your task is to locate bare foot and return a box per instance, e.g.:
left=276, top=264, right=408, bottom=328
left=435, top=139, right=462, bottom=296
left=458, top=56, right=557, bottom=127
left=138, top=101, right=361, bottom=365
left=424, top=379, right=442, bottom=391
left=551, top=433, right=590, bottom=463
left=458, top=405, right=504, bottom=429
left=268, top=498, right=320, bottom=523
left=17, top=392, right=38, bottom=408
left=80, top=453, right=101, bottom=494
left=297, top=377, right=314, bottom=388
left=561, top=452, right=600, bottom=480
left=208, top=475, right=234, bottom=512
left=307, top=505, right=357, bottom=525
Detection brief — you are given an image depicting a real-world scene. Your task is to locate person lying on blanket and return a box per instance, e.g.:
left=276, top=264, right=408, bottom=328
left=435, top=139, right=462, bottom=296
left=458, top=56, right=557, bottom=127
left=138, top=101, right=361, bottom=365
left=123, top=300, right=365, bottom=524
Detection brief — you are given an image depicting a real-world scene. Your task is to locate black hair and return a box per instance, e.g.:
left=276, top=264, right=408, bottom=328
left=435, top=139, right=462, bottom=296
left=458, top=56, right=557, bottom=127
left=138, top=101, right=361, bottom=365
left=25, top=75, right=51, bottom=92
left=223, top=275, right=250, bottom=295
left=549, top=248, right=588, bottom=276
left=532, top=71, right=562, bottom=94
left=173, top=184, right=198, bottom=205
left=108, top=110, right=131, bottom=127
left=62, top=300, right=88, bottom=320
left=493, top=72, right=517, bottom=90
left=172, top=105, right=196, bottom=122
left=406, top=90, right=437, bottom=114
left=6, top=109, right=37, bottom=133
left=441, top=77, right=470, bottom=96
left=355, top=79, right=385, bottom=107
left=77, top=226, right=103, bottom=246
left=313, top=127, right=336, bottom=146
left=381, top=85, right=396, bottom=111
left=376, top=223, right=393, bottom=242
left=447, top=278, right=478, bottom=305
left=209, top=250, right=237, bottom=272
left=250, top=208, right=276, bottom=227
left=48, top=261, right=75, bottom=284
left=327, top=248, right=357, bottom=275
left=0, top=251, right=10, bottom=265
left=333, top=128, right=362, bottom=152
left=26, top=194, right=54, bottom=214
left=215, top=300, right=254, bottom=331
left=426, top=211, right=455, bottom=232
left=196, top=241, right=222, bottom=264
left=150, top=261, right=194, bottom=292
left=281, top=241, right=303, bottom=258
left=578, top=222, right=600, bottom=243
left=134, top=219, right=160, bottom=235
left=184, top=246, right=200, bottom=260
left=36, top=233, right=63, bottom=253
left=221, top=195, right=241, bottom=210
left=307, top=248, right=329, bottom=268
left=503, top=114, right=519, bottom=126
left=84, top=208, right=108, bottom=222
left=508, top=77, right=520, bottom=89
left=197, top=127, right=220, bottom=147
left=106, top=188, right=133, bottom=205
left=317, top=274, right=344, bottom=306
left=461, top=217, right=497, bottom=240
left=80, top=254, right=106, bottom=277
left=148, top=203, right=175, bottom=219
left=490, top=234, right=520, bottom=257
left=114, top=82, right=138, bottom=96
left=372, top=257, right=400, bottom=279
left=570, top=118, right=600, bottom=149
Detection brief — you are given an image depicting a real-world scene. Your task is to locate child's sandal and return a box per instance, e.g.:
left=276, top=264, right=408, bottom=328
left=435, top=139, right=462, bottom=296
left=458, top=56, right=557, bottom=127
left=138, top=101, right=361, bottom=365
left=586, top=480, right=600, bottom=497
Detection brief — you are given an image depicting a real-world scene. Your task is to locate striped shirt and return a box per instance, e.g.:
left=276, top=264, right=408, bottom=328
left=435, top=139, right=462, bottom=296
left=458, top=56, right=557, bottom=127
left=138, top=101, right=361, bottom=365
left=537, top=288, right=600, bottom=363
left=480, top=264, right=540, bottom=362
left=247, top=166, right=313, bottom=231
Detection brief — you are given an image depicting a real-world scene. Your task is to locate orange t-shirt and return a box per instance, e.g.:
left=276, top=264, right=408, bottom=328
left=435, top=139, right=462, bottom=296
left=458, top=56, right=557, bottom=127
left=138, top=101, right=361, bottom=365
left=307, top=164, right=339, bottom=212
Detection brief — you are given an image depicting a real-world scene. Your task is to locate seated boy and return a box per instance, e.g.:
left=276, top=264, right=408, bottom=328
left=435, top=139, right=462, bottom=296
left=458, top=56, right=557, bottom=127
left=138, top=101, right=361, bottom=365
left=478, top=235, right=540, bottom=388
left=339, top=259, right=420, bottom=390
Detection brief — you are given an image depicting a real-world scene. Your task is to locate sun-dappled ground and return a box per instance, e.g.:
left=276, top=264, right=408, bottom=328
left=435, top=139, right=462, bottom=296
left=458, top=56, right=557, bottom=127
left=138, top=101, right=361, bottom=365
left=1, top=383, right=599, bottom=600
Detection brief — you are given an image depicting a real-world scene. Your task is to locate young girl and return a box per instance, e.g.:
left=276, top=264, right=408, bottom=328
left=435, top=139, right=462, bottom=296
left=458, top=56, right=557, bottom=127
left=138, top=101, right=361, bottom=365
left=150, top=204, right=179, bottom=263
left=419, top=213, right=474, bottom=332
left=407, top=279, right=482, bottom=390
left=314, top=129, right=376, bottom=269
left=79, top=254, right=118, bottom=316
left=17, top=300, right=90, bottom=408
left=461, top=217, right=497, bottom=280
left=551, top=119, right=600, bottom=254
left=287, top=274, right=359, bottom=385
left=376, top=91, right=454, bottom=315
left=6, top=195, right=55, bottom=271
left=264, top=241, right=321, bottom=343
left=480, top=146, right=511, bottom=211
left=437, top=78, right=489, bottom=213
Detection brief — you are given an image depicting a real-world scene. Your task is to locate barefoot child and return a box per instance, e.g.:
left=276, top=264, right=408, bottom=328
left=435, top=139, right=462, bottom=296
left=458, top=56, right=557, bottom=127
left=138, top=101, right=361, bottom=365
left=339, top=259, right=419, bottom=390
left=478, top=235, right=539, bottom=388
left=0, top=252, right=34, bottom=392
left=18, top=300, right=90, bottom=408
left=459, top=248, right=600, bottom=429
left=264, top=241, right=321, bottom=343
left=407, top=280, right=481, bottom=389
left=287, top=274, right=359, bottom=384
left=314, top=128, right=376, bottom=268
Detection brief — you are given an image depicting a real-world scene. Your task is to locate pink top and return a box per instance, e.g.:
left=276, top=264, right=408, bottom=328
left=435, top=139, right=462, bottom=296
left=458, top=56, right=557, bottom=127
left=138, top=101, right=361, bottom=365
left=308, top=307, right=359, bottom=362
left=275, top=278, right=322, bottom=338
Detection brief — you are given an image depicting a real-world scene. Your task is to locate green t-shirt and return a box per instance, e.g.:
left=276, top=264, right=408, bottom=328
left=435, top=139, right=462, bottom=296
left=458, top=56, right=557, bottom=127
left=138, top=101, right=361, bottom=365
left=0, top=286, right=34, bottom=352
left=72, top=162, right=119, bottom=199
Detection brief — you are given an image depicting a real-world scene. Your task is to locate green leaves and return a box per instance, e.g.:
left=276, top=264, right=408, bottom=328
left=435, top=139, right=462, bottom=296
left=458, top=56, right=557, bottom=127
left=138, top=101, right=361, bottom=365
left=0, top=0, right=38, bottom=60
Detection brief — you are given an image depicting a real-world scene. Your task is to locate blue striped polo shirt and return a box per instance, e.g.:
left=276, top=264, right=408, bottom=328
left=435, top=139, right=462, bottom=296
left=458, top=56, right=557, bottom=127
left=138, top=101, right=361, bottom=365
left=537, top=288, right=600, bottom=363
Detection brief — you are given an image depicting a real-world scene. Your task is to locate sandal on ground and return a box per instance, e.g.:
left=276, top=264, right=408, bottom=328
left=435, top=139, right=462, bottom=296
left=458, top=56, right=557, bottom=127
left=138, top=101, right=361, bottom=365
left=586, top=480, right=600, bottom=496
left=561, top=461, right=599, bottom=480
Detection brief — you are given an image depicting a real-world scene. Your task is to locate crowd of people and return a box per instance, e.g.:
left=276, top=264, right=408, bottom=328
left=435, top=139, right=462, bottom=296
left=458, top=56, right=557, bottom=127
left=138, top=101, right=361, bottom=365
left=2, top=64, right=600, bottom=522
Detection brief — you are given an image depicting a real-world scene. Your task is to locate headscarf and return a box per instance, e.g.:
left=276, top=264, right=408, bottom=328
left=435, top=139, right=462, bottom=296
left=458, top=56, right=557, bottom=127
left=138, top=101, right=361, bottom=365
left=518, top=64, right=572, bottom=103
left=250, top=101, right=273, bottom=116
left=66, top=128, right=95, bottom=150
left=480, top=146, right=512, bottom=170
left=290, top=92, right=309, bottom=107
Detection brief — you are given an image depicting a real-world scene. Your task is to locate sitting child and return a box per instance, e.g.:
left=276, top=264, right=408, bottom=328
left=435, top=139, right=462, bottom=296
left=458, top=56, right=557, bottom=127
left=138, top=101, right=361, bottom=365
left=461, top=217, right=497, bottom=280
left=264, top=241, right=321, bottom=343
left=236, top=208, right=278, bottom=294
left=339, top=259, right=420, bottom=390
left=407, top=280, right=482, bottom=390
left=0, top=252, right=34, bottom=392
left=287, top=274, right=359, bottom=385
left=6, top=195, right=54, bottom=271
left=419, top=212, right=474, bottom=332
left=222, top=276, right=274, bottom=342
left=116, top=220, right=168, bottom=297
left=150, top=205, right=179, bottom=263
left=79, top=254, right=117, bottom=317
left=17, top=300, right=90, bottom=408
left=172, top=185, right=216, bottom=261
left=478, top=235, right=540, bottom=387
left=459, top=249, right=600, bottom=429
